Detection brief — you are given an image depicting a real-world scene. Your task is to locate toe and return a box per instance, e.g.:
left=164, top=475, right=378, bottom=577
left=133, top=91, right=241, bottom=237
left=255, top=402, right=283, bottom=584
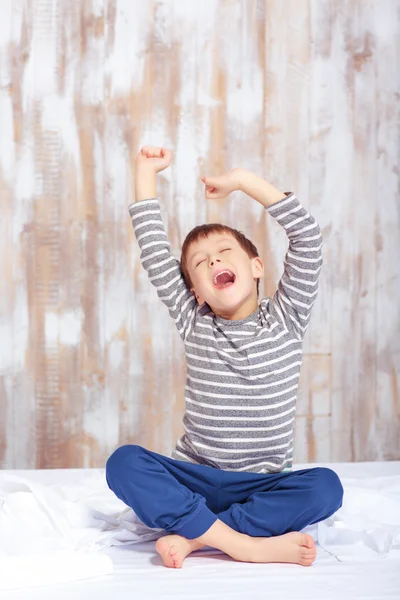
left=173, top=558, right=183, bottom=568
left=301, top=545, right=317, bottom=562
left=168, top=548, right=179, bottom=568
left=302, top=534, right=315, bottom=549
left=300, top=555, right=315, bottom=566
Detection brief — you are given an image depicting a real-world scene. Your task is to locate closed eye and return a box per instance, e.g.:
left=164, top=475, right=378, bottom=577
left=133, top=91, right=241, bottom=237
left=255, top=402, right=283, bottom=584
left=195, top=248, right=231, bottom=267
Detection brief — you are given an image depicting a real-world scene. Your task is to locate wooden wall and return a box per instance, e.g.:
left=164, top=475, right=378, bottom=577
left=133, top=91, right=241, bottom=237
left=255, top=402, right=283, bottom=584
left=0, top=0, right=399, bottom=469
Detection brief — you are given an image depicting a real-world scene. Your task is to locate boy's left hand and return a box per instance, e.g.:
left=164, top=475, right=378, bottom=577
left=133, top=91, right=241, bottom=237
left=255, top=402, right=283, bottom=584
left=201, top=168, right=243, bottom=199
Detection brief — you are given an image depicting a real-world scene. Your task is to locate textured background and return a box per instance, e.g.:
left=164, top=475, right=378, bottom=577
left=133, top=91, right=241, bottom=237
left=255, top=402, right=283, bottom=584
left=0, top=0, right=399, bottom=469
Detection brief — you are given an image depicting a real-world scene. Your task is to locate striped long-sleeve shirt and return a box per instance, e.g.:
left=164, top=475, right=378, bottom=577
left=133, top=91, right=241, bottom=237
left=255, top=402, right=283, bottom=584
left=129, top=192, right=323, bottom=473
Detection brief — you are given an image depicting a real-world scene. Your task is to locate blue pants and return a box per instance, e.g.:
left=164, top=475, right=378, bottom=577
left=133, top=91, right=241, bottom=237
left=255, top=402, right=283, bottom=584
left=105, top=444, right=343, bottom=540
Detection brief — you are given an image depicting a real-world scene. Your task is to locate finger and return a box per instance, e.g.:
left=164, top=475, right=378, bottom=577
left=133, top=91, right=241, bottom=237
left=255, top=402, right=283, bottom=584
left=203, top=176, right=219, bottom=188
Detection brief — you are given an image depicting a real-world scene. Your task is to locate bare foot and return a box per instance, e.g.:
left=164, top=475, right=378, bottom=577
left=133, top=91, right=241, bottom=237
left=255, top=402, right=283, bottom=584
left=238, top=532, right=317, bottom=566
left=155, top=534, right=205, bottom=568
left=156, top=531, right=317, bottom=569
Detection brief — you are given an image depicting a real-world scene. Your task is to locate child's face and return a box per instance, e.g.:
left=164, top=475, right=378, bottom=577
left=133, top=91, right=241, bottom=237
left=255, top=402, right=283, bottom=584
left=187, top=232, right=264, bottom=310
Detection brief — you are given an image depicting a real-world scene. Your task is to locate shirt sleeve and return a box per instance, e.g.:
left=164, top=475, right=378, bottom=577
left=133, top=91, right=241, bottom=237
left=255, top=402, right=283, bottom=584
left=265, top=192, right=323, bottom=340
left=128, top=198, right=197, bottom=342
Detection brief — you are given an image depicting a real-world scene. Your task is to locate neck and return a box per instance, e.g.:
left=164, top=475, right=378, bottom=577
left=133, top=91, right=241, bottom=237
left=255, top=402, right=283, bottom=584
left=213, top=294, right=259, bottom=321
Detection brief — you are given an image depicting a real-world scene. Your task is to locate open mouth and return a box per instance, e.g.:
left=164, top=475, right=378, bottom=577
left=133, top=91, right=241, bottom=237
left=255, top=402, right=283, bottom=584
left=212, top=270, right=237, bottom=290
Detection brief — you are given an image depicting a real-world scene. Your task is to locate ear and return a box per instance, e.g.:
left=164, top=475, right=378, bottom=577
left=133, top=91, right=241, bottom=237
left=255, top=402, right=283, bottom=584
left=191, top=287, right=204, bottom=305
left=251, top=256, right=264, bottom=280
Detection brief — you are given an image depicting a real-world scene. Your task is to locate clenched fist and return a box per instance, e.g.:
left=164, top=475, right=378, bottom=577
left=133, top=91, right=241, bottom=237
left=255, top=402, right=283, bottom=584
left=135, top=146, right=173, bottom=174
left=201, top=168, right=243, bottom=199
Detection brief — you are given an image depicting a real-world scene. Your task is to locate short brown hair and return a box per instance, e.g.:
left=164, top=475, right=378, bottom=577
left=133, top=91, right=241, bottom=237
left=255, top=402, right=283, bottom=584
left=180, top=223, right=260, bottom=298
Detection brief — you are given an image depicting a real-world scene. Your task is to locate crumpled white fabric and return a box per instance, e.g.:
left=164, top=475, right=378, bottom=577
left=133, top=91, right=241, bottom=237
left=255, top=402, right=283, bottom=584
left=317, top=476, right=400, bottom=561
left=0, top=470, right=162, bottom=590
left=0, top=467, right=399, bottom=589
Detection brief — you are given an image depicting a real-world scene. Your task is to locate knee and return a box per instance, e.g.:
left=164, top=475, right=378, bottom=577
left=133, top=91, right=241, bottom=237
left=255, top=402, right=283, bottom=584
left=105, top=444, right=145, bottom=485
left=313, top=467, right=344, bottom=513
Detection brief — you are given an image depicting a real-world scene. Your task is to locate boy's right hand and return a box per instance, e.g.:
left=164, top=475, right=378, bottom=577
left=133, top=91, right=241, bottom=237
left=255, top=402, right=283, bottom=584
left=135, top=146, right=172, bottom=174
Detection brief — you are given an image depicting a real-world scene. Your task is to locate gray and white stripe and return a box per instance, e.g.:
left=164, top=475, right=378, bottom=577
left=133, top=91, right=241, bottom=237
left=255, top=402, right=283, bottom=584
left=129, top=192, right=323, bottom=473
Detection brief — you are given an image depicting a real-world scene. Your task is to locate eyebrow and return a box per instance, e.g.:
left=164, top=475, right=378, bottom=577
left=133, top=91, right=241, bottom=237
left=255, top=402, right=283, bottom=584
left=190, top=238, right=234, bottom=262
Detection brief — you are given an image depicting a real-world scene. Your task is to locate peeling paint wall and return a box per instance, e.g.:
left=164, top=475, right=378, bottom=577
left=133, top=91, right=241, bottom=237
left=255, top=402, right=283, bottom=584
left=0, top=0, right=399, bottom=468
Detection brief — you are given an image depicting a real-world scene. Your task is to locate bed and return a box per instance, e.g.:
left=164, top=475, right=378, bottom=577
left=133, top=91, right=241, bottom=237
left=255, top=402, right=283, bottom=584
left=1, top=461, right=399, bottom=600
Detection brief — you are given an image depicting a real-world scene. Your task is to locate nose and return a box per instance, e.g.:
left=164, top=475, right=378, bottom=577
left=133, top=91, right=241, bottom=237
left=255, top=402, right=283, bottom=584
left=209, top=257, right=222, bottom=267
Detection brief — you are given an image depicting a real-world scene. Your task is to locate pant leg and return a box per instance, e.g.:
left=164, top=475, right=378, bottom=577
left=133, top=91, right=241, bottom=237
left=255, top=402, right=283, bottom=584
left=216, top=467, right=344, bottom=537
left=106, top=445, right=344, bottom=541
left=105, top=444, right=225, bottom=539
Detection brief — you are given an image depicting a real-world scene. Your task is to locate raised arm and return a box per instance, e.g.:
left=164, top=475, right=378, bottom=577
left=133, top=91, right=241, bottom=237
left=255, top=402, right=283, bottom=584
left=238, top=170, right=323, bottom=340
left=131, top=147, right=197, bottom=341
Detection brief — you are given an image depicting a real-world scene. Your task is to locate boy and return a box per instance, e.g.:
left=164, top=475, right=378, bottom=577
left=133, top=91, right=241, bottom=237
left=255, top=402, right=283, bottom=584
left=105, top=145, right=343, bottom=569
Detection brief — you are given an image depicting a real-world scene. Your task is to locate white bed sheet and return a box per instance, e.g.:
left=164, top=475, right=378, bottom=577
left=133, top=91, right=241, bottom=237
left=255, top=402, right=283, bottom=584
left=1, top=461, right=399, bottom=600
